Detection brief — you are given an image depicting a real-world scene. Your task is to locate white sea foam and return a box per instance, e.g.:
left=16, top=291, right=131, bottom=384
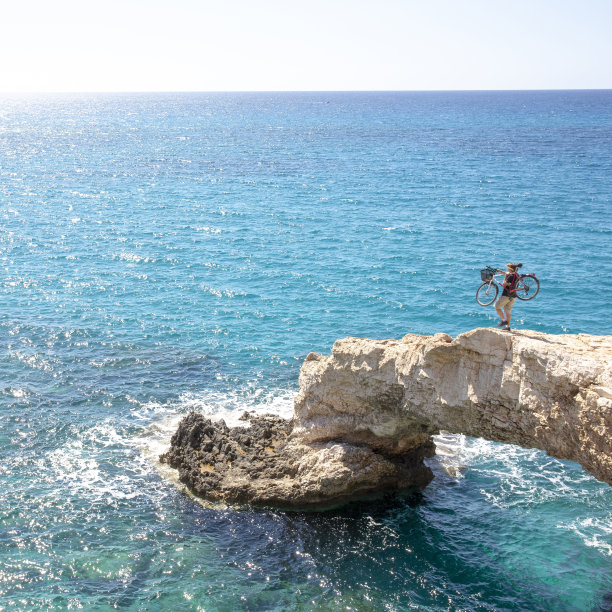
left=118, top=252, right=151, bottom=263
left=430, top=432, right=612, bottom=556
left=10, top=350, right=54, bottom=372
left=132, top=386, right=295, bottom=487
left=8, top=387, right=28, bottom=398
left=70, top=191, right=100, bottom=199
left=41, top=421, right=144, bottom=503
left=558, top=517, right=612, bottom=557
left=199, top=284, right=247, bottom=299
left=430, top=432, right=469, bottom=477
left=432, top=433, right=553, bottom=492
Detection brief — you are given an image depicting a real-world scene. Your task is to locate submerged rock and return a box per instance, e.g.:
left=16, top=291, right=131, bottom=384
left=161, top=328, right=612, bottom=508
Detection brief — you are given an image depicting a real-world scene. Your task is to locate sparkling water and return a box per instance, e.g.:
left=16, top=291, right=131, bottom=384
left=0, top=91, right=611, bottom=611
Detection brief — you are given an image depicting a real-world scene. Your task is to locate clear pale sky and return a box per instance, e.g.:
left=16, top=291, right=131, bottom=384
left=2, top=0, right=610, bottom=92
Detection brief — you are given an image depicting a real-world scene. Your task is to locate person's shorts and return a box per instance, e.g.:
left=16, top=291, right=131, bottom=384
left=495, top=295, right=516, bottom=312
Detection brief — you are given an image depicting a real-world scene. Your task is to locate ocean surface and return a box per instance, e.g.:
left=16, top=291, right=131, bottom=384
left=0, top=90, right=611, bottom=611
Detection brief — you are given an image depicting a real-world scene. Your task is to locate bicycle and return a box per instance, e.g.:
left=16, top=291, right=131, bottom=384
left=476, top=264, right=540, bottom=306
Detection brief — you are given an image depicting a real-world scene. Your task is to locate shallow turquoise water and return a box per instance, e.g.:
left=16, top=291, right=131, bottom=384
left=0, top=91, right=611, bottom=611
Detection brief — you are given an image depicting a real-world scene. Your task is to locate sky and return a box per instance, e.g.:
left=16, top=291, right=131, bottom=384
left=1, top=0, right=610, bottom=92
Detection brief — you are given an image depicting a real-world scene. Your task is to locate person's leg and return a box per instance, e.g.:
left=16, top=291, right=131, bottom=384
left=495, top=297, right=507, bottom=324
left=504, top=299, right=515, bottom=327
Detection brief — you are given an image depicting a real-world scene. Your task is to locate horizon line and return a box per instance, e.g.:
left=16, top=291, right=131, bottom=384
left=1, top=88, right=611, bottom=96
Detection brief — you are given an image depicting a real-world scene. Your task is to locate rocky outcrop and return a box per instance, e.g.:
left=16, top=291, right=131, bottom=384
left=295, top=329, right=612, bottom=485
left=160, top=411, right=433, bottom=509
left=161, top=328, right=612, bottom=508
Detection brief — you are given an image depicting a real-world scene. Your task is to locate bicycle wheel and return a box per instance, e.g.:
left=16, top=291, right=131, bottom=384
left=515, top=275, right=540, bottom=301
left=476, top=282, right=498, bottom=306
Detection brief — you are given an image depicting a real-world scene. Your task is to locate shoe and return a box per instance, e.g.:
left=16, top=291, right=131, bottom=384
left=497, top=320, right=507, bottom=327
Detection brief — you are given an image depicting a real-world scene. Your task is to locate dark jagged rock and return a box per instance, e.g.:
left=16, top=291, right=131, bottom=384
left=160, top=410, right=434, bottom=509
left=160, top=412, right=295, bottom=504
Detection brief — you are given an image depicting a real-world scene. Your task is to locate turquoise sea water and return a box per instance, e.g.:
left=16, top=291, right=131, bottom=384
left=0, top=91, right=611, bottom=611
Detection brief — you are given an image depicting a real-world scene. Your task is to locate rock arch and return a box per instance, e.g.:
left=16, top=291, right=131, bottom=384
left=162, top=329, right=611, bottom=508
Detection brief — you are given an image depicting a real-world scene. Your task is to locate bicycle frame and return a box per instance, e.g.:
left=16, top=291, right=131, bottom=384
left=487, top=273, right=505, bottom=291
left=484, top=272, right=534, bottom=298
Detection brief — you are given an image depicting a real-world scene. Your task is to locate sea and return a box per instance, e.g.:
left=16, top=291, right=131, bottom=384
left=0, top=91, right=611, bottom=611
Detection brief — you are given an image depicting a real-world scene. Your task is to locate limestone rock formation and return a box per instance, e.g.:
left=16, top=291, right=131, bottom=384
left=295, top=328, right=612, bottom=486
left=161, top=328, right=612, bottom=508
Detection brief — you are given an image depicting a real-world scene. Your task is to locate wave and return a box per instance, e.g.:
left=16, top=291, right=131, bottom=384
left=429, top=432, right=612, bottom=558
left=132, top=386, right=295, bottom=492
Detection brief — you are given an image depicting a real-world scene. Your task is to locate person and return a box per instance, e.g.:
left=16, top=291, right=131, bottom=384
left=495, top=263, right=520, bottom=330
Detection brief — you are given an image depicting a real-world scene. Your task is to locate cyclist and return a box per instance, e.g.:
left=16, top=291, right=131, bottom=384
left=495, top=262, right=520, bottom=330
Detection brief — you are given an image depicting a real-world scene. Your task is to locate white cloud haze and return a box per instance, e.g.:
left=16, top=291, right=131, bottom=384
left=1, top=0, right=610, bottom=92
